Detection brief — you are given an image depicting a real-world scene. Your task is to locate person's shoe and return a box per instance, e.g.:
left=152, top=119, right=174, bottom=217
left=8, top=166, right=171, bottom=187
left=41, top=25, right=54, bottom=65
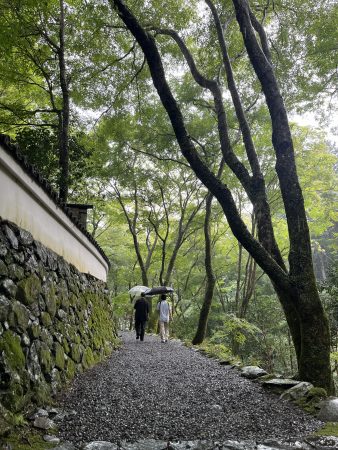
left=161, top=340, right=165, bottom=343
left=165, top=339, right=168, bottom=342
left=136, top=335, right=139, bottom=340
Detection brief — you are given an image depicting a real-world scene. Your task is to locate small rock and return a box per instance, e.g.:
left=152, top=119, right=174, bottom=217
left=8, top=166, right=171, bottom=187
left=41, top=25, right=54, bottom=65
left=57, top=309, right=67, bottom=320
left=21, top=334, right=30, bottom=346
left=241, top=366, right=268, bottom=379
left=46, top=406, right=61, bottom=417
left=211, top=404, right=223, bottom=411
left=43, top=434, right=60, bottom=444
left=83, top=442, right=119, bottom=450
left=33, top=416, right=55, bottom=430
left=36, top=408, right=49, bottom=417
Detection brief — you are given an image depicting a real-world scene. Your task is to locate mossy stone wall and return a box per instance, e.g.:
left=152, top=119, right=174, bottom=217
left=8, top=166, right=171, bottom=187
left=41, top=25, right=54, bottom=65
left=0, top=219, right=118, bottom=414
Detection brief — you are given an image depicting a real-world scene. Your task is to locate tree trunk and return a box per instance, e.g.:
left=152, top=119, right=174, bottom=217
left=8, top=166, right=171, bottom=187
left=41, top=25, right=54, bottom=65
left=58, top=0, right=70, bottom=202
left=192, top=192, right=215, bottom=345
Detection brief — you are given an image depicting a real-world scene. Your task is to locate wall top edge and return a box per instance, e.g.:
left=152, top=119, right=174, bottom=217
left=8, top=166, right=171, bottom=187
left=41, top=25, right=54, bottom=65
left=0, top=134, right=110, bottom=269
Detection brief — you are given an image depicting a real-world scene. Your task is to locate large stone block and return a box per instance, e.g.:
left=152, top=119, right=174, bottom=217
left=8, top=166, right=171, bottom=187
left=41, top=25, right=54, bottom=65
left=27, top=341, right=43, bottom=383
left=41, top=311, right=52, bottom=327
left=37, top=340, right=53, bottom=374
left=35, top=240, right=48, bottom=264
left=54, top=342, right=65, bottom=370
left=4, top=225, right=18, bottom=250
left=28, top=319, right=41, bottom=339
left=318, top=397, right=338, bottom=421
left=7, top=263, right=25, bottom=280
left=18, top=228, right=33, bottom=246
left=9, top=301, right=30, bottom=331
left=40, top=327, right=53, bottom=347
left=43, top=280, right=57, bottom=318
left=0, top=278, right=17, bottom=298
left=16, top=274, right=41, bottom=305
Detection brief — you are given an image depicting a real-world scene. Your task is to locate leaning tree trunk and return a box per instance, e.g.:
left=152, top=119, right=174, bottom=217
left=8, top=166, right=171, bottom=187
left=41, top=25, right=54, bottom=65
left=111, top=0, right=333, bottom=394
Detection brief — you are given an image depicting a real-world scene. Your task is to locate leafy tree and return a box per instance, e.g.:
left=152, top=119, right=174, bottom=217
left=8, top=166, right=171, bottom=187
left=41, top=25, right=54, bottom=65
left=0, top=0, right=72, bottom=199
left=13, top=127, right=92, bottom=194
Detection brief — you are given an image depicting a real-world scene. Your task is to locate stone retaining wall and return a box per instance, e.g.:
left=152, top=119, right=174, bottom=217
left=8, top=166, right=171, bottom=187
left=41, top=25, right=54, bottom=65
left=0, top=219, right=118, bottom=414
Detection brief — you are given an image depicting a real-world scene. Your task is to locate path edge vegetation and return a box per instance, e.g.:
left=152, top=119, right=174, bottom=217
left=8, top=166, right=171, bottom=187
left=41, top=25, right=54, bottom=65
left=110, top=0, right=334, bottom=394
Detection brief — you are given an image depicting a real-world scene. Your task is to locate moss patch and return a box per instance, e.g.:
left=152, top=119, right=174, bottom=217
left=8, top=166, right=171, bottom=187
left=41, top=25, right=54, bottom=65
left=314, top=422, right=338, bottom=436
left=294, top=387, right=327, bottom=415
left=0, top=405, right=12, bottom=437
left=54, top=342, right=65, bottom=370
left=29, top=321, right=41, bottom=339
left=190, top=340, right=239, bottom=365
left=0, top=330, right=25, bottom=372
left=2, top=382, right=31, bottom=412
left=65, top=358, right=76, bottom=380
left=16, top=274, right=41, bottom=306
left=33, top=381, right=51, bottom=405
left=0, top=427, right=55, bottom=450
left=41, top=311, right=52, bottom=327
left=70, top=343, right=82, bottom=363
left=308, top=387, right=327, bottom=398
left=82, top=347, right=95, bottom=369
left=38, top=342, right=53, bottom=373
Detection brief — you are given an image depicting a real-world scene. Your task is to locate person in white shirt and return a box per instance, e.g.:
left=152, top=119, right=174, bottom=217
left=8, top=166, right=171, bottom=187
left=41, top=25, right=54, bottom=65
left=157, top=294, right=172, bottom=343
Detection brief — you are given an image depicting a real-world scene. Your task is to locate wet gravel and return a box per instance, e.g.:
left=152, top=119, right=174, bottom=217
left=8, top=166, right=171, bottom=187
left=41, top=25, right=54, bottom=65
left=57, top=332, right=322, bottom=447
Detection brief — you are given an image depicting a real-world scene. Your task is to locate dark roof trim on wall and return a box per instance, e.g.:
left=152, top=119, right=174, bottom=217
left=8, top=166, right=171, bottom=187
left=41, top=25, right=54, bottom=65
left=0, top=134, right=110, bottom=268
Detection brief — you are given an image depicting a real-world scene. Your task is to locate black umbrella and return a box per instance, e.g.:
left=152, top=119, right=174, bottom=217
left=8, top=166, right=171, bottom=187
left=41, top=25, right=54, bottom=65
left=144, top=286, right=174, bottom=296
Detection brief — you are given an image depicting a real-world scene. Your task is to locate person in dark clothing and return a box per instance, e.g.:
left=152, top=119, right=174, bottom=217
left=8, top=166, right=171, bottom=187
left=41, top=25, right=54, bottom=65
left=134, top=293, right=149, bottom=341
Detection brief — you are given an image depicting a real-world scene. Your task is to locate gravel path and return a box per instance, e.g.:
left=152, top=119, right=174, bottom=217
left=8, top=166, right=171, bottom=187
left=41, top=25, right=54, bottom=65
left=57, top=332, right=322, bottom=447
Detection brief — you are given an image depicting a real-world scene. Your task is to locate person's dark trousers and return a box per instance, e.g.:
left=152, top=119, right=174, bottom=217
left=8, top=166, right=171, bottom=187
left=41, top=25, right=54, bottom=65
left=135, top=320, right=147, bottom=341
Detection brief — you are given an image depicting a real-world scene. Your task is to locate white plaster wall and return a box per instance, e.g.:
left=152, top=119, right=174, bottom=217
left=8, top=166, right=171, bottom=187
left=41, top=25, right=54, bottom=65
left=0, top=145, right=108, bottom=281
